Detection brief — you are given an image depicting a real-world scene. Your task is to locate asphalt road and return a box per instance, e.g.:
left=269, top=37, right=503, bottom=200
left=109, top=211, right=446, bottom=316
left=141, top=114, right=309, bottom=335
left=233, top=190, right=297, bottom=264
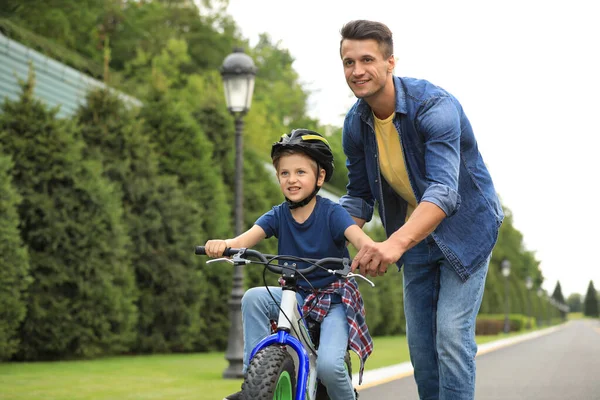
left=358, top=319, right=600, bottom=400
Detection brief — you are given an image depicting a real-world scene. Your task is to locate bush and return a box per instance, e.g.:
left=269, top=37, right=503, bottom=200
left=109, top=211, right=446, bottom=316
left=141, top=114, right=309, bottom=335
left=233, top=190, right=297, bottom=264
left=0, top=70, right=137, bottom=360
left=476, top=313, right=536, bottom=335
left=0, top=151, right=31, bottom=360
left=77, top=89, right=208, bottom=352
left=475, top=319, right=504, bottom=335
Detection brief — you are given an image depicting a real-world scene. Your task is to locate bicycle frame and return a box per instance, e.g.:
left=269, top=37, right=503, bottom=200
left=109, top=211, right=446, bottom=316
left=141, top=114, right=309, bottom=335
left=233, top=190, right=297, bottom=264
left=250, top=288, right=319, bottom=400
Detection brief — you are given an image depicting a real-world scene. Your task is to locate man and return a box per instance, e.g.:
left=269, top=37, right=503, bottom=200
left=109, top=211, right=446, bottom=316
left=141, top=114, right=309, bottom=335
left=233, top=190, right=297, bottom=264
left=338, top=19, right=504, bottom=400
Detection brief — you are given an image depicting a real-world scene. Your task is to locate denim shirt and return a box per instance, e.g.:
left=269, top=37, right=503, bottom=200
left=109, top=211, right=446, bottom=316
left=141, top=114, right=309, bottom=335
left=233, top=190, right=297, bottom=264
left=340, top=76, right=504, bottom=281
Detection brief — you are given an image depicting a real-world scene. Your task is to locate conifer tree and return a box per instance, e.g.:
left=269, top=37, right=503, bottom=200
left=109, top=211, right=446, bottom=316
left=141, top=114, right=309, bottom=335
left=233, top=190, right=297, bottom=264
left=77, top=89, right=209, bottom=351
left=0, top=69, right=136, bottom=359
left=551, top=281, right=565, bottom=304
left=140, top=88, right=230, bottom=238
left=0, top=150, right=31, bottom=360
left=552, top=281, right=567, bottom=319
left=140, top=89, right=237, bottom=346
left=583, top=280, right=599, bottom=318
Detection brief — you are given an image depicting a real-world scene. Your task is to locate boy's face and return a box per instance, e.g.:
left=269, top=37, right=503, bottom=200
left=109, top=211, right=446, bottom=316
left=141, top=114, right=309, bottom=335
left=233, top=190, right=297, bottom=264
left=276, top=153, right=325, bottom=203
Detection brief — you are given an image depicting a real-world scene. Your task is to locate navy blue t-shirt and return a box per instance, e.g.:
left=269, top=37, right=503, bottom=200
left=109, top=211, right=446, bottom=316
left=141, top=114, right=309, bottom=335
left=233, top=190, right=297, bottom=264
left=255, top=196, right=356, bottom=289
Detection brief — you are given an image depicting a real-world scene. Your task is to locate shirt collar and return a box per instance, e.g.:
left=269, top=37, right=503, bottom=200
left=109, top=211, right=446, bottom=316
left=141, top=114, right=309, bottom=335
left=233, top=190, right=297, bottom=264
left=356, top=76, right=408, bottom=125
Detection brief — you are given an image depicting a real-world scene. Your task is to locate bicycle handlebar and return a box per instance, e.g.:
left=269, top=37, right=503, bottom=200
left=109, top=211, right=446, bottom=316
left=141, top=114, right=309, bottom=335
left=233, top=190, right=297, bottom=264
left=195, top=246, right=353, bottom=277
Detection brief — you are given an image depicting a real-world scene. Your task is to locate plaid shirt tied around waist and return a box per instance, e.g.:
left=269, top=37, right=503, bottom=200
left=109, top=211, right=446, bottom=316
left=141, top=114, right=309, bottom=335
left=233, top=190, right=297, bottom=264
left=301, top=278, right=373, bottom=385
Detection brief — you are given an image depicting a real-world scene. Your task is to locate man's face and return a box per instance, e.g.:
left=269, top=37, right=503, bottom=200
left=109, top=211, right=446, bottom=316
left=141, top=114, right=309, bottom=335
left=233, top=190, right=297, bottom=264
left=341, top=39, right=395, bottom=100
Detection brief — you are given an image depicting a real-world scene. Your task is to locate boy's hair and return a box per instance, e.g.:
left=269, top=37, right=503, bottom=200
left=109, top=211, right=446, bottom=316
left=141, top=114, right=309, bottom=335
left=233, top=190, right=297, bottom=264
left=272, top=148, right=318, bottom=175
left=339, top=20, right=394, bottom=59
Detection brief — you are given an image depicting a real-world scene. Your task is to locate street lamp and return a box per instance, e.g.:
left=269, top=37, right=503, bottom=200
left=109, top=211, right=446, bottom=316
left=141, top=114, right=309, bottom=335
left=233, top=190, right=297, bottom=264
left=501, top=259, right=511, bottom=333
left=525, top=276, right=533, bottom=329
left=220, top=47, right=256, bottom=379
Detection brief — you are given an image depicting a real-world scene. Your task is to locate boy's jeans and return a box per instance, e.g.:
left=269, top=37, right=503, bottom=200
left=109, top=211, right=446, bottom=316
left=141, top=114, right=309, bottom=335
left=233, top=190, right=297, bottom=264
left=241, top=287, right=354, bottom=400
left=403, top=236, right=489, bottom=400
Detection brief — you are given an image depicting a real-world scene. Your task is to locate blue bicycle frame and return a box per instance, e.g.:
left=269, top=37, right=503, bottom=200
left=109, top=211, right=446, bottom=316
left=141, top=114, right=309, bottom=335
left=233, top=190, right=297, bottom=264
left=249, top=288, right=318, bottom=399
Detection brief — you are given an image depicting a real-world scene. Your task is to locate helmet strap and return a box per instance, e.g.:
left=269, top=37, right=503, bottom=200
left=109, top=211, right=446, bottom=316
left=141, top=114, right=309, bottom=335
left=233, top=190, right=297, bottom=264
left=286, top=185, right=321, bottom=210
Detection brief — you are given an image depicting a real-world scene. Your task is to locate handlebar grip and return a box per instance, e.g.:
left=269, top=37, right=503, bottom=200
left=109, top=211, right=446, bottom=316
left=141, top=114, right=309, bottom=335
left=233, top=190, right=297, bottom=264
left=194, top=246, right=240, bottom=257
left=195, top=246, right=206, bottom=255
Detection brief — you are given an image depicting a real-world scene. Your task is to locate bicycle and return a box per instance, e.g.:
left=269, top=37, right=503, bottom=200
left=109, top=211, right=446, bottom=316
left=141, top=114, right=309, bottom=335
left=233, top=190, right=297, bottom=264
left=195, top=246, right=375, bottom=400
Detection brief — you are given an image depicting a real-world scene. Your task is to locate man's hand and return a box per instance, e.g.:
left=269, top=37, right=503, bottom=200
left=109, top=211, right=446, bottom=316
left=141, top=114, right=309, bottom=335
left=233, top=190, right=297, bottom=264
left=351, top=239, right=404, bottom=277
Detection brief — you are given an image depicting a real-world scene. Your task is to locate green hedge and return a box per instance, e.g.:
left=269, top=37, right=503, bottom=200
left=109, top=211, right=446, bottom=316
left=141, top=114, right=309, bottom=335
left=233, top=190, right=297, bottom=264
left=476, top=313, right=536, bottom=335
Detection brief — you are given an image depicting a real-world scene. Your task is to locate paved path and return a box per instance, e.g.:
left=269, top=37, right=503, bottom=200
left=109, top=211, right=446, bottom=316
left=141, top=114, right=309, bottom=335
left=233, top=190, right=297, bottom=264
left=354, top=319, right=600, bottom=399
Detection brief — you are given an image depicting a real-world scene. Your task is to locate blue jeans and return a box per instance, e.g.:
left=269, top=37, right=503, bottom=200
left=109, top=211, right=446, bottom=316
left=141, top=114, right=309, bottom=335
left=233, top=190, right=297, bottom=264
left=241, top=287, right=355, bottom=400
left=403, top=237, right=489, bottom=400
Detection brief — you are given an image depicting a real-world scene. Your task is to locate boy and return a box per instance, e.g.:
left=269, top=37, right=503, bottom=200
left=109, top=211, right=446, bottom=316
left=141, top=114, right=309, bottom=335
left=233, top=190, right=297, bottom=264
left=204, top=129, right=374, bottom=400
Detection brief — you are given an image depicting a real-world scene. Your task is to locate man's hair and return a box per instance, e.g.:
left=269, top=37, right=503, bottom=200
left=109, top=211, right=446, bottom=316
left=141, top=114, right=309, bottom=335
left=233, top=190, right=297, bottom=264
left=339, top=20, right=394, bottom=58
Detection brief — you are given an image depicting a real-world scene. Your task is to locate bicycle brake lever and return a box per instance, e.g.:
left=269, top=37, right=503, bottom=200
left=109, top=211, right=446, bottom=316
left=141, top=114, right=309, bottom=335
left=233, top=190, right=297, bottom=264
left=206, top=257, right=234, bottom=265
left=329, top=259, right=376, bottom=287
left=346, top=272, right=375, bottom=287
left=331, top=259, right=352, bottom=277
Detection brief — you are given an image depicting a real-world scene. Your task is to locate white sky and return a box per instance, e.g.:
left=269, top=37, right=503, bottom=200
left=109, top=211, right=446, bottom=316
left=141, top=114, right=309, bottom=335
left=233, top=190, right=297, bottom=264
left=225, top=0, right=599, bottom=298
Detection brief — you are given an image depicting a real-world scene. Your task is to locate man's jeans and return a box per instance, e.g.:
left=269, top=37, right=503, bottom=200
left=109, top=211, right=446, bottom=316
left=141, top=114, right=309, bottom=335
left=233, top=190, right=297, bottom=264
left=241, top=287, right=355, bottom=400
left=403, top=236, right=489, bottom=400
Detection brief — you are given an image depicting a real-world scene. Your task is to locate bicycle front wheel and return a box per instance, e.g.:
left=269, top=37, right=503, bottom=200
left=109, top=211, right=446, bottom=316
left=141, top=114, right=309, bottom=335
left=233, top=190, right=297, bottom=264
left=243, top=345, right=296, bottom=400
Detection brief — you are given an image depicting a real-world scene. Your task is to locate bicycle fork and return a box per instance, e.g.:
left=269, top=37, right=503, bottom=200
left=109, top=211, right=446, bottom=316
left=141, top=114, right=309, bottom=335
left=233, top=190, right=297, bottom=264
left=249, top=289, right=319, bottom=399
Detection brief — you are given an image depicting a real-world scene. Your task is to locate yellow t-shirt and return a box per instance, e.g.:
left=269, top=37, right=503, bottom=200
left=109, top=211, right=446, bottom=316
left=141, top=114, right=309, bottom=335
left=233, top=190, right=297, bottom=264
left=373, top=112, right=418, bottom=220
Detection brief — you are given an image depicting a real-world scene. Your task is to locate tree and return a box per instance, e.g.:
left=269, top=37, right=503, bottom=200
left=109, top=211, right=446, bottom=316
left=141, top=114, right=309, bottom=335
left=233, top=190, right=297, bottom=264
left=552, top=281, right=567, bottom=320
left=324, top=127, right=350, bottom=194
left=0, top=69, right=137, bottom=360
left=77, top=89, right=210, bottom=352
left=0, top=1, right=101, bottom=56
left=566, top=293, right=583, bottom=313
left=140, top=87, right=231, bottom=239
left=0, top=150, right=31, bottom=360
left=583, top=281, right=599, bottom=318
left=139, top=87, right=239, bottom=348
left=551, top=281, right=566, bottom=304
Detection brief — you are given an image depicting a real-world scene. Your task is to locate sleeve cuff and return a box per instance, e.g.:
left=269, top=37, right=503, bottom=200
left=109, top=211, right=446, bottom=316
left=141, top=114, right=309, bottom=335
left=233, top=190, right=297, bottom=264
left=421, top=183, right=461, bottom=217
left=339, top=195, right=374, bottom=222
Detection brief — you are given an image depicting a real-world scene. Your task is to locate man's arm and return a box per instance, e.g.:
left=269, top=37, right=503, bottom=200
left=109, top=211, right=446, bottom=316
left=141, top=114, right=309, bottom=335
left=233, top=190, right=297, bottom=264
left=351, top=201, right=446, bottom=277
left=352, top=96, right=462, bottom=276
left=386, top=201, right=446, bottom=253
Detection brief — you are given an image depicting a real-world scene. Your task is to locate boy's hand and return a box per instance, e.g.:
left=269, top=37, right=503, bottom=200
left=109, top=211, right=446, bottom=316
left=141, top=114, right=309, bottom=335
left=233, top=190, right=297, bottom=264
left=204, top=239, right=229, bottom=258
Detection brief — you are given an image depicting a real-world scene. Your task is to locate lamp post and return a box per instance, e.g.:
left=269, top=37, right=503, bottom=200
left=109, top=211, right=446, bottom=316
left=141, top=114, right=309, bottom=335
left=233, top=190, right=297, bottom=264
left=501, top=259, right=511, bottom=333
left=525, top=276, right=533, bottom=329
left=220, top=47, right=256, bottom=379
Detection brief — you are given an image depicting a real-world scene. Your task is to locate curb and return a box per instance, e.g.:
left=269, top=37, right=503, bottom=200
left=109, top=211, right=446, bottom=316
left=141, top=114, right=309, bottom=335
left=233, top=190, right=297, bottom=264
left=352, top=324, right=566, bottom=390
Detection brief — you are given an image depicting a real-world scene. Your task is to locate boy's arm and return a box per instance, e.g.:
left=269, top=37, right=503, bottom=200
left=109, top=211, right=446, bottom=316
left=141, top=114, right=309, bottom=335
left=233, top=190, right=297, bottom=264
left=344, top=224, right=375, bottom=253
left=351, top=216, right=367, bottom=229
left=204, top=225, right=267, bottom=258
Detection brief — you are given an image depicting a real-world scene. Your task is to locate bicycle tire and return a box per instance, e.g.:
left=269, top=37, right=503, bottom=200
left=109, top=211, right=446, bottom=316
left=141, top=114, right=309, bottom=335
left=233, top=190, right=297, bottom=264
left=243, top=345, right=296, bottom=400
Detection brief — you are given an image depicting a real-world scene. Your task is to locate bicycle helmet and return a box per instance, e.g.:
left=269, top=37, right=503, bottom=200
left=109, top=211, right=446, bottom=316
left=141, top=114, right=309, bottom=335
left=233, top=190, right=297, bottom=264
left=271, top=129, right=335, bottom=209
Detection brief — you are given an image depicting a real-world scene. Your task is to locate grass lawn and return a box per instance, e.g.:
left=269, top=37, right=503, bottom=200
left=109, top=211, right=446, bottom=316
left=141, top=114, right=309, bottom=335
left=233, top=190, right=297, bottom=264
left=0, top=329, right=546, bottom=400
